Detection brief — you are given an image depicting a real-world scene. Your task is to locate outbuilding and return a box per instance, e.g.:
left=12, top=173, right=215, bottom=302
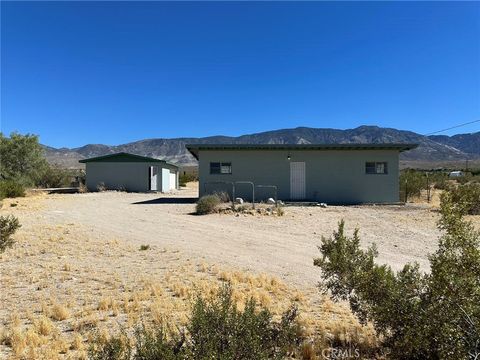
left=79, top=152, right=179, bottom=192
left=186, top=144, right=418, bottom=204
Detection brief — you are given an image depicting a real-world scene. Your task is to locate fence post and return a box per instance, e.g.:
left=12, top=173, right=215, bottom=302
left=404, top=178, right=408, bottom=203
left=426, top=173, right=430, bottom=203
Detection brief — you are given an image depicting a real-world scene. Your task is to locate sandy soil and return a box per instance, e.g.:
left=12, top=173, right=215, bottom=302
left=21, top=184, right=442, bottom=283
left=1, top=183, right=476, bottom=359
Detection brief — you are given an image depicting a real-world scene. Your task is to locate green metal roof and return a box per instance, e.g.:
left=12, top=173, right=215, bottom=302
left=186, top=143, right=418, bottom=160
left=79, top=152, right=178, bottom=167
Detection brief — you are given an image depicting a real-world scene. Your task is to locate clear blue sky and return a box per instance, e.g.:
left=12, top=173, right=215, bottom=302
left=2, top=1, right=479, bottom=148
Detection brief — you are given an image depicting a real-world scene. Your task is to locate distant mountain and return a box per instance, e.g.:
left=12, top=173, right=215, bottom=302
left=43, top=126, right=480, bottom=168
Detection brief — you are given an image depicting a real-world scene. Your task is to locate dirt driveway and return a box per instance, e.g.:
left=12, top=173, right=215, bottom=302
left=19, top=184, right=442, bottom=287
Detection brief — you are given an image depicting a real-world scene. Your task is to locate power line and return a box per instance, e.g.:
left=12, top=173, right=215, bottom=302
left=424, top=119, right=480, bottom=136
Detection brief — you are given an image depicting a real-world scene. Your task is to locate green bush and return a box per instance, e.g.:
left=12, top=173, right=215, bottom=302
left=179, top=173, right=196, bottom=187
left=34, top=164, right=71, bottom=188
left=429, top=172, right=449, bottom=190
left=0, top=132, right=48, bottom=186
left=88, top=283, right=301, bottom=360
left=0, top=180, right=26, bottom=200
left=443, top=182, right=480, bottom=215
left=0, top=215, right=21, bottom=253
left=196, top=195, right=221, bottom=215
left=314, top=194, right=480, bottom=358
left=399, top=170, right=428, bottom=201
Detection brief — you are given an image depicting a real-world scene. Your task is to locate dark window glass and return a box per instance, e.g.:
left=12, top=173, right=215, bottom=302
left=210, top=162, right=221, bottom=174
left=366, top=162, right=388, bottom=174
left=210, top=162, right=231, bottom=174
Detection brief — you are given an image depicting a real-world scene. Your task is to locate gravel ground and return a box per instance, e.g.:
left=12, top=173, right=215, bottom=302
left=10, top=183, right=448, bottom=288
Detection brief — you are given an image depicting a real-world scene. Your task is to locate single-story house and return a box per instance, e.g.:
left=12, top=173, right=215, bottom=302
left=79, top=152, right=179, bottom=192
left=186, top=144, right=418, bottom=204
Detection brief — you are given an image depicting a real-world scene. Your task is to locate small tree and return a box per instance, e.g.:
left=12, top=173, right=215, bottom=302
left=0, top=132, right=48, bottom=186
left=314, top=194, right=480, bottom=358
left=0, top=215, right=21, bottom=253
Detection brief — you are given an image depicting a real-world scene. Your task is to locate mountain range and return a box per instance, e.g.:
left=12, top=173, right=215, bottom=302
left=44, top=126, right=480, bottom=168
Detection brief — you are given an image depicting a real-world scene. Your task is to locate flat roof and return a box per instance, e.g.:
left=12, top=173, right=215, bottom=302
left=186, top=143, right=418, bottom=160
left=79, top=152, right=178, bottom=167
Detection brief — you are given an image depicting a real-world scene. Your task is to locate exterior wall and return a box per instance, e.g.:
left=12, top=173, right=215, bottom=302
left=85, top=162, right=178, bottom=192
left=198, top=150, right=400, bottom=204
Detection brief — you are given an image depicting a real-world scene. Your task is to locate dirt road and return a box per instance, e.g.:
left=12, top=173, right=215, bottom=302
left=16, top=184, right=442, bottom=287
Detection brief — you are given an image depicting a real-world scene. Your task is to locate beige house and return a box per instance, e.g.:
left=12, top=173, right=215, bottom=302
left=186, top=144, right=417, bottom=204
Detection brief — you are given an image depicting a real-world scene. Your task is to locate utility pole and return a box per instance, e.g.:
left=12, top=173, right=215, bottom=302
left=466, top=159, right=469, bottom=172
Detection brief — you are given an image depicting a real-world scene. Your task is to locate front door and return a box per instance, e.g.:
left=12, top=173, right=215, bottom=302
left=290, top=162, right=306, bottom=200
left=149, top=166, right=158, bottom=191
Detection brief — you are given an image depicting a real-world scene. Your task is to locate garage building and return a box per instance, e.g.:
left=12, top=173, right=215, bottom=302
left=186, top=143, right=417, bottom=204
left=80, top=152, right=179, bottom=192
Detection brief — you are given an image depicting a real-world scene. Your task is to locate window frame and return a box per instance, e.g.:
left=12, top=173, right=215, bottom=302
left=210, top=162, right=232, bottom=175
left=365, top=161, right=388, bottom=175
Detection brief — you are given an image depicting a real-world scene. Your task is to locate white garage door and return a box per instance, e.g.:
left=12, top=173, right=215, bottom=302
left=169, top=172, right=176, bottom=190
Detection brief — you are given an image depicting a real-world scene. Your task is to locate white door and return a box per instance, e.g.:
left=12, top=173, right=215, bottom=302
left=290, top=162, right=306, bottom=200
left=161, top=168, right=170, bottom=192
left=149, top=166, right=158, bottom=191
left=169, top=172, right=176, bottom=190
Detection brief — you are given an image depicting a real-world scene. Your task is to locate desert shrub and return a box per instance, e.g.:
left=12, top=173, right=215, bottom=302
left=97, top=182, right=106, bottom=192
left=196, top=194, right=221, bottom=215
left=213, top=191, right=230, bottom=203
left=179, top=173, right=196, bottom=187
left=399, top=170, right=427, bottom=201
left=0, top=215, right=21, bottom=253
left=429, top=172, right=449, bottom=190
left=443, top=182, right=480, bottom=215
left=0, top=132, right=48, bottom=186
left=34, top=164, right=70, bottom=188
left=314, top=193, right=480, bottom=358
left=89, top=331, right=131, bottom=360
left=275, top=206, right=285, bottom=216
left=139, top=245, right=150, bottom=251
left=88, top=283, right=301, bottom=360
left=188, top=283, right=300, bottom=359
left=0, top=180, right=25, bottom=200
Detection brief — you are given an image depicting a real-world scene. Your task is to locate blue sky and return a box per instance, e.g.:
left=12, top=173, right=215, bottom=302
left=2, top=1, right=479, bottom=148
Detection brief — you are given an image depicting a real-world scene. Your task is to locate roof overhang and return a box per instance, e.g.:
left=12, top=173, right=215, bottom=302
left=79, top=152, right=178, bottom=168
left=185, top=143, right=419, bottom=160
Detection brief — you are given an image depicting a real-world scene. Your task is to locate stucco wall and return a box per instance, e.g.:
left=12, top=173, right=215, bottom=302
left=197, top=150, right=400, bottom=203
left=85, top=162, right=178, bottom=192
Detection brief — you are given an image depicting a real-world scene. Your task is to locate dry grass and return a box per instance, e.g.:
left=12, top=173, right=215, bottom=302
left=0, top=193, right=379, bottom=359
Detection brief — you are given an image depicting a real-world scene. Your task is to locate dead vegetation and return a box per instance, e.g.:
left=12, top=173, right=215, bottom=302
left=0, top=194, right=376, bottom=359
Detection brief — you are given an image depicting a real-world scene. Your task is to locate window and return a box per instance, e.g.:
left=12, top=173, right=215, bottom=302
left=210, top=162, right=232, bottom=174
left=366, top=162, right=388, bottom=174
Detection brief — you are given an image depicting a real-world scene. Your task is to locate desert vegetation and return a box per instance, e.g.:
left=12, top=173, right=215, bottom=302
left=315, top=184, right=480, bottom=358
left=0, top=132, right=75, bottom=200
left=0, top=215, right=21, bottom=253
left=89, top=283, right=302, bottom=360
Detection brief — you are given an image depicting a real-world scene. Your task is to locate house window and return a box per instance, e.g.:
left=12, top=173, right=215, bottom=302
left=366, top=162, right=388, bottom=174
left=210, top=162, right=232, bottom=174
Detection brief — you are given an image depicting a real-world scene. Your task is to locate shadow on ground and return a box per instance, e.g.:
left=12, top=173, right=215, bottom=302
left=132, top=197, right=198, bottom=205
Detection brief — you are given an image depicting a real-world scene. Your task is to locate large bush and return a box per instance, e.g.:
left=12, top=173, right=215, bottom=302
left=34, top=164, right=71, bottom=188
left=89, top=284, right=301, bottom=360
left=196, top=195, right=221, bottom=215
left=0, top=215, right=21, bottom=253
left=0, top=180, right=25, bottom=200
left=443, top=183, right=480, bottom=215
left=0, top=132, right=48, bottom=186
left=314, top=193, right=480, bottom=358
left=399, top=169, right=428, bottom=201
left=179, top=173, right=197, bottom=187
